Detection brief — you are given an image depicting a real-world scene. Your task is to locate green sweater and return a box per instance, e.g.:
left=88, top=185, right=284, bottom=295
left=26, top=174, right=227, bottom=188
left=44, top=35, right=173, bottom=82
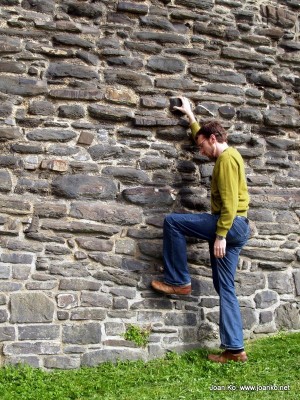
left=191, top=122, right=249, bottom=237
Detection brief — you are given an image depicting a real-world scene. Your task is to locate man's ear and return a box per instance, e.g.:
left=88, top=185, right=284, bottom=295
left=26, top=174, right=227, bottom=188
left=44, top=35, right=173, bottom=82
left=209, top=134, right=216, bottom=143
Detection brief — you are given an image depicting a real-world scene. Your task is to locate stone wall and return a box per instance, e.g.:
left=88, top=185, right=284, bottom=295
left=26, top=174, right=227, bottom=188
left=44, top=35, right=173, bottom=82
left=0, top=0, right=299, bottom=369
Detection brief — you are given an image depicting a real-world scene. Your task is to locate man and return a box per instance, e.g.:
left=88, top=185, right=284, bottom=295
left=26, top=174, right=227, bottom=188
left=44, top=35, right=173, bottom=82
left=151, top=97, right=251, bottom=363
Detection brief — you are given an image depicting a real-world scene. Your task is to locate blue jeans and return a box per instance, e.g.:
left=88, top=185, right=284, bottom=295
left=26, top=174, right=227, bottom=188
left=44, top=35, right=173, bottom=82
left=163, top=212, right=250, bottom=350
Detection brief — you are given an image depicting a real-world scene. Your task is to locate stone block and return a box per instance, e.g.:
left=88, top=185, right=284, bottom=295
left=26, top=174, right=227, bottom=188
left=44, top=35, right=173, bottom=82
left=62, top=323, right=101, bottom=345
left=29, top=100, right=55, bottom=116
left=0, top=326, right=15, bottom=342
left=81, top=348, right=146, bottom=366
left=66, top=2, right=105, bottom=18
left=5, top=356, right=40, bottom=368
left=3, top=342, right=60, bottom=356
left=59, top=279, right=100, bottom=291
left=18, top=325, right=60, bottom=341
left=275, top=303, right=300, bottom=330
left=11, top=265, right=31, bottom=280
left=0, top=253, right=33, bottom=264
left=117, top=2, right=148, bottom=14
left=81, top=292, right=112, bottom=308
left=260, top=311, right=273, bottom=324
left=52, top=175, right=117, bottom=200
left=40, top=159, right=69, bottom=172
left=23, top=156, right=39, bottom=170
left=0, top=264, right=10, bottom=279
left=293, top=271, right=300, bottom=296
left=254, top=290, right=279, bottom=309
left=0, top=309, right=9, bottom=323
left=268, top=272, right=294, bottom=294
left=88, top=104, right=133, bottom=122
left=105, top=322, right=126, bottom=336
left=77, top=131, right=94, bottom=145
left=70, top=201, right=143, bottom=225
left=110, top=287, right=136, bottom=299
left=165, top=312, right=197, bottom=326
left=0, top=127, right=22, bottom=142
left=113, top=298, right=129, bottom=310
left=70, top=308, right=106, bottom=321
left=44, top=356, right=80, bottom=370
left=0, top=76, right=47, bottom=96
left=57, top=294, right=79, bottom=309
left=10, top=292, right=55, bottom=323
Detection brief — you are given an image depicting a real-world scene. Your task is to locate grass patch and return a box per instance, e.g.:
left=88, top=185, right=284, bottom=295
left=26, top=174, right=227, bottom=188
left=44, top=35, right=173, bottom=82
left=0, top=332, right=299, bottom=400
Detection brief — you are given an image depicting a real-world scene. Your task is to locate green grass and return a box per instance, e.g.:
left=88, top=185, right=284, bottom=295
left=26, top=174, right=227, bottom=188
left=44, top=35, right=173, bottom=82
left=0, top=332, right=299, bottom=400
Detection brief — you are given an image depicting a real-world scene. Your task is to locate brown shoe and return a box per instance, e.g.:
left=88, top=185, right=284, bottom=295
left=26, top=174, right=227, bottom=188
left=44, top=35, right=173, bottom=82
left=208, top=350, right=248, bottom=363
left=151, top=280, right=192, bottom=295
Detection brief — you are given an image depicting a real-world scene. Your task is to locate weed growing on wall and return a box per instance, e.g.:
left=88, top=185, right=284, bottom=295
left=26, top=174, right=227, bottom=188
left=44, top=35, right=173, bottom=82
left=123, top=324, right=151, bottom=348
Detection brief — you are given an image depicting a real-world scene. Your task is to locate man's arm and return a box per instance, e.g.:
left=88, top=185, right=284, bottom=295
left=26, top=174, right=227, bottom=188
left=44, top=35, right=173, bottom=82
left=174, top=97, right=200, bottom=140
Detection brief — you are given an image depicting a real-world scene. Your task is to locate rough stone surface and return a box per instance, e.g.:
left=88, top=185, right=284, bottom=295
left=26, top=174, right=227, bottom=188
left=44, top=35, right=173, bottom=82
left=10, top=293, right=55, bottom=323
left=0, top=0, right=298, bottom=370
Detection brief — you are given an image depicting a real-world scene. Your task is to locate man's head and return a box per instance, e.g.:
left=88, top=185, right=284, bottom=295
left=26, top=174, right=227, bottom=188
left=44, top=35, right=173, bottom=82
left=195, top=121, right=228, bottom=158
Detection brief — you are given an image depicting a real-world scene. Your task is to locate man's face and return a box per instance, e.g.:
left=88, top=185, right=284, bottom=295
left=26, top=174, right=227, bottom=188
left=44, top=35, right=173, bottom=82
left=196, top=134, right=216, bottom=158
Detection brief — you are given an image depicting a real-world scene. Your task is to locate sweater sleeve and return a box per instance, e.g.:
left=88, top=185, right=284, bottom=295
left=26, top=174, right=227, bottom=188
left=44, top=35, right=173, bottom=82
left=190, top=121, right=201, bottom=140
left=216, top=155, right=239, bottom=237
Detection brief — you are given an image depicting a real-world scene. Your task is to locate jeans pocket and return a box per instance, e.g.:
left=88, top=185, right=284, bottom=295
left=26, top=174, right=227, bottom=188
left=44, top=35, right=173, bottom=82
left=227, top=218, right=249, bottom=245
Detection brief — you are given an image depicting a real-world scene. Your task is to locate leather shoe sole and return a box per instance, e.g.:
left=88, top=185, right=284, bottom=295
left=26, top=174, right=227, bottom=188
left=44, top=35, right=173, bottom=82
left=208, top=350, right=248, bottom=363
left=151, top=280, right=191, bottom=295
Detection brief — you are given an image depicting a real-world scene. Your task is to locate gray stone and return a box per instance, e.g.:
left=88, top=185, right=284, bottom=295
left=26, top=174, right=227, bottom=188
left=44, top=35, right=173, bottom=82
left=0, top=326, right=15, bottom=342
left=122, top=187, right=174, bottom=207
left=268, top=273, right=294, bottom=294
left=275, top=303, right=300, bottom=330
left=44, top=356, right=80, bottom=370
left=66, top=1, right=105, bottom=18
left=52, top=175, right=117, bottom=200
left=29, top=100, right=55, bottom=116
left=47, top=63, right=98, bottom=80
left=190, top=66, right=245, bottom=84
left=0, top=170, right=11, bottom=193
left=117, top=1, right=148, bottom=14
left=27, top=128, right=77, bottom=142
left=70, top=309, right=106, bottom=321
left=22, top=0, right=55, bottom=14
left=49, top=89, right=104, bottom=100
left=3, top=342, right=60, bottom=356
left=0, top=76, right=47, bottom=96
left=59, top=279, right=100, bottom=291
left=104, top=69, right=152, bottom=89
left=0, top=309, right=9, bottom=322
left=58, top=105, right=85, bottom=119
left=165, top=312, right=197, bottom=326
left=53, top=34, right=94, bottom=49
left=0, top=253, right=33, bottom=264
left=81, top=292, right=113, bottom=308
left=10, top=293, right=55, bottom=323
left=81, top=348, right=146, bottom=366
left=0, top=126, right=22, bottom=142
left=254, top=290, right=279, bottom=308
left=235, top=272, right=266, bottom=296
left=260, top=311, right=274, bottom=324
left=293, top=271, right=300, bottom=296
left=147, top=56, right=185, bottom=74
left=18, top=325, right=60, bottom=340
left=88, top=104, right=133, bottom=122
left=70, top=202, right=143, bottom=225
left=105, top=322, right=125, bottom=336
left=62, top=323, right=101, bottom=344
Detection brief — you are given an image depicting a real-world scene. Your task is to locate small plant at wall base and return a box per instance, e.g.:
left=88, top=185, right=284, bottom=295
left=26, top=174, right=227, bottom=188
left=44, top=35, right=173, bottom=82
left=123, top=324, right=151, bottom=347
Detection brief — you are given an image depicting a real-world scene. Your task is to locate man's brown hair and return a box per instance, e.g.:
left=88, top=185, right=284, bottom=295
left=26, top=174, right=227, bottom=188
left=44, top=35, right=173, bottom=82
left=195, top=121, right=228, bottom=143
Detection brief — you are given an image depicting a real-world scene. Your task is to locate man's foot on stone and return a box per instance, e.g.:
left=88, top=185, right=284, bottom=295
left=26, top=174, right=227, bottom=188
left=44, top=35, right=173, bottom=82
left=151, top=280, right=192, bottom=295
